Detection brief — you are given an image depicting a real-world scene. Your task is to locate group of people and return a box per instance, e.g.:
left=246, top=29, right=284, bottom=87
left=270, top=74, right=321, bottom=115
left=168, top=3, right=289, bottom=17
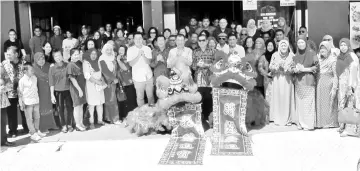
left=1, top=16, right=360, bottom=147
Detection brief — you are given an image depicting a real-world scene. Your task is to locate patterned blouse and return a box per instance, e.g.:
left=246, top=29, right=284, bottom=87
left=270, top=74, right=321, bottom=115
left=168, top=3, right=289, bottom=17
left=0, top=63, right=10, bottom=108
left=1, top=59, right=25, bottom=98
left=192, top=48, right=216, bottom=87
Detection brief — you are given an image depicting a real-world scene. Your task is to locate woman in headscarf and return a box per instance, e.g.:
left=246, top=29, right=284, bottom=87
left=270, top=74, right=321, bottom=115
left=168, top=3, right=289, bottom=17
left=253, top=19, right=275, bottom=41
left=277, top=17, right=292, bottom=38
left=99, top=43, right=121, bottom=125
left=315, top=41, right=339, bottom=129
left=322, top=35, right=340, bottom=57
left=269, top=39, right=296, bottom=126
left=293, top=36, right=319, bottom=131
left=83, top=48, right=106, bottom=129
left=258, top=39, right=277, bottom=108
left=33, top=52, right=58, bottom=133
left=246, top=19, right=257, bottom=37
left=337, top=38, right=360, bottom=137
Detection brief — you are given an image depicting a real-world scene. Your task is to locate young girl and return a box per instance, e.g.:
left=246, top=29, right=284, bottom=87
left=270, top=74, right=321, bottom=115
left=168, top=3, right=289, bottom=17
left=83, top=48, right=106, bottom=129
left=116, top=45, right=137, bottom=122
left=68, top=49, right=87, bottom=131
left=49, top=50, right=74, bottom=133
left=19, top=64, right=46, bottom=141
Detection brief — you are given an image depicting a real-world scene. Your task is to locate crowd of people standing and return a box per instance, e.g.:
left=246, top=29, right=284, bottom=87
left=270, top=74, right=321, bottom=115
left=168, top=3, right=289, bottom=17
left=1, top=16, right=360, bottom=147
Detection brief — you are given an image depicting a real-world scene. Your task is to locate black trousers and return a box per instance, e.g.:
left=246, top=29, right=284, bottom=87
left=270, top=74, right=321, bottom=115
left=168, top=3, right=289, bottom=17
left=1, top=108, right=7, bottom=144
left=7, top=98, right=28, bottom=135
left=118, top=85, right=138, bottom=120
left=198, top=87, right=213, bottom=121
left=54, top=90, right=74, bottom=127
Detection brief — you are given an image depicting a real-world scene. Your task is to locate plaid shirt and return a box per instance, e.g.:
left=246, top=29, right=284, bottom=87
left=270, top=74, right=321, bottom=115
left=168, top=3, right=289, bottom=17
left=192, top=48, right=216, bottom=87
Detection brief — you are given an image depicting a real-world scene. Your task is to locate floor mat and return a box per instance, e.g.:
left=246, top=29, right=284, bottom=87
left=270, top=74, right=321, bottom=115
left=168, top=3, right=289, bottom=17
left=210, top=88, right=253, bottom=156
left=159, top=103, right=206, bottom=165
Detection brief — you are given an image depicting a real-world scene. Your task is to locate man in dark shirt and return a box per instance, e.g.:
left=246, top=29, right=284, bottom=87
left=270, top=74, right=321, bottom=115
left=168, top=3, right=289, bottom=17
left=213, top=18, right=233, bottom=41
left=195, top=17, right=216, bottom=37
left=185, top=33, right=199, bottom=50
left=188, top=17, right=198, bottom=36
left=298, top=26, right=317, bottom=52
left=29, top=26, right=47, bottom=61
left=49, top=25, right=63, bottom=51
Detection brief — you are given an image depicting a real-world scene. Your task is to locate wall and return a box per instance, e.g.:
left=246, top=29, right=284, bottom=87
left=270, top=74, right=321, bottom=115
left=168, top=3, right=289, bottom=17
left=18, top=2, right=31, bottom=53
left=1, top=1, right=16, bottom=61
left=308, top=1, right=349, bottom=47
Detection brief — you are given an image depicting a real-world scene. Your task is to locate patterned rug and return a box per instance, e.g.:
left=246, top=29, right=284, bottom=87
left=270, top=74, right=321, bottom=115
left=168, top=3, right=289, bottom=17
left=159, top=103, right=206, bottom=165
left=210, top=88, right=253, bottom=156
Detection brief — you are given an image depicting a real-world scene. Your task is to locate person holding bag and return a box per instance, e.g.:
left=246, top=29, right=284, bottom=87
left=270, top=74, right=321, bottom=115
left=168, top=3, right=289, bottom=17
left=337, top=38, right=360, bottom=137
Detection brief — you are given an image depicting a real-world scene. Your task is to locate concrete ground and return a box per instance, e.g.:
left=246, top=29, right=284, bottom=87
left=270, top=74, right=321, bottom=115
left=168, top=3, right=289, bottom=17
left=1, top=123, right=360, bottom=171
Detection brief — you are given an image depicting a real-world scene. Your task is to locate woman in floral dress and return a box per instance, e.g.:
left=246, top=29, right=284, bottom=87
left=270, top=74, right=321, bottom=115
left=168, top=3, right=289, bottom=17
left=315, top=41, right=339, bottom=128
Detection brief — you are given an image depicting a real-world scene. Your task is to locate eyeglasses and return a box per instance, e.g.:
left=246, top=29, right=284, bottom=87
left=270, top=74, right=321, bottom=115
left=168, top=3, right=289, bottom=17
left=298, top=31, right=305, bottom=34
left=219, top=37, right=226, bottom=40
left=198, top=39, right=206, bottom=42
left=323, top=39, right=331, bottom=41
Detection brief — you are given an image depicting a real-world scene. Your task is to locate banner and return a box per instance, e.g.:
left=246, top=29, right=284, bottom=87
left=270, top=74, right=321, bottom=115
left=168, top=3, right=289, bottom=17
left=350, top=2, right=360, bottom=49
left=243, top=0, right=257, bottom=11
left=280, top=0, right=295, bottom=7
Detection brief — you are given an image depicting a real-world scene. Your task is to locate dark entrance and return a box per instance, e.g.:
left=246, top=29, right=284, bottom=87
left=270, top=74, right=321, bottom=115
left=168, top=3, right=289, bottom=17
left=30, top=1, right=143, bottom=38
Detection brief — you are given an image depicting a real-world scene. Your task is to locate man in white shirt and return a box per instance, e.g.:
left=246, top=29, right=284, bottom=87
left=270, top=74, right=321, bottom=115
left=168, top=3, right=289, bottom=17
left=228, top=33, right=245, bottom=57
left=216, top=33, right=230, bottom=54
left=167, top=34, right=193, bottom=69
left=127, top=32, right=154, bottom=107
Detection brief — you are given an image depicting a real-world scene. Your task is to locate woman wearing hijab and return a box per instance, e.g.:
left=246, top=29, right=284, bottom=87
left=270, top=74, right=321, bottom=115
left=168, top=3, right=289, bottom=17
left=316, top=41, right=339, bottom=128
left=337, top=38, right=360, bottom=137
left=99, top=43, right=121, bottom=125
left=293, top=36, right=319, bottom=130
left=253, top=19, right=275, bottom=42
left=246, top=19, right=257, bottom=37
left=322, top=35, right=340, bottom=57
left=269, top=39, right=296, bottom=126
left=83, top=48, right=106, bottom=129
left=258, top=39, right=277, bottom=111
left=33, top=52, right=58, bottom=132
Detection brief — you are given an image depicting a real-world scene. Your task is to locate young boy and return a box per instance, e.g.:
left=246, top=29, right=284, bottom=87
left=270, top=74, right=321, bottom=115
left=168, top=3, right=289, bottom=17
left=18, top=64, right=46, bottom=141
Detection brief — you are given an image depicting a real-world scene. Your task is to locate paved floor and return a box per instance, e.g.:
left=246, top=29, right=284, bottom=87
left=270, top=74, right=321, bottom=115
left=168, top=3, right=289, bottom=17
left=1, top=123, right=360, bottom=171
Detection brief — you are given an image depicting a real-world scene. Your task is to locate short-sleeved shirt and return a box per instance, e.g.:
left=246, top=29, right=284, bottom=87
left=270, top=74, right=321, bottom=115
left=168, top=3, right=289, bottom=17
left=19, top=74, right=39, bottom=105
left=1, top=59, right=25, bottom=98
left=4, top=39, right=24, bottom=54
left=126, top=45, right=153, bottom=82
left=48, top=62, right=70, bottom=91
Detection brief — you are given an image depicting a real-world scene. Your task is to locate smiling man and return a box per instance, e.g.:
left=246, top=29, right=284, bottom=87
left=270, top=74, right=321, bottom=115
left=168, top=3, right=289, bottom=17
left=213, top=18, right=232, bottom=41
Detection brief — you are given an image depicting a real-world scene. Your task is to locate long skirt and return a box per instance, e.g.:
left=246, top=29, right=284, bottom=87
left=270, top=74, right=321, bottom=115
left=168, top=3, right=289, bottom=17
left=103, top=84, right=119, bottom=123
left=295, top=84, right=316, bottom=129
left=316, top=74, right=339, bottom=128
left=270, top=74, right=295, bottom=125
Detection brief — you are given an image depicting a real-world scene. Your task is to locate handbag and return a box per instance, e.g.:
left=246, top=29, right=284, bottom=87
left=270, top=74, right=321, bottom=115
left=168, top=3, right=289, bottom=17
left=116, top=80, right=127, bottom=102
left=338, top=93, right=360, bottom=125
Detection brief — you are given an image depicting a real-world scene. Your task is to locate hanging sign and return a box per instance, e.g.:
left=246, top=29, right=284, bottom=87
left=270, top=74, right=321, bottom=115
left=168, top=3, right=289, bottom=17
left=280, top=0, right=295, bottom=7
left=243, top=0, right=257, bottom=11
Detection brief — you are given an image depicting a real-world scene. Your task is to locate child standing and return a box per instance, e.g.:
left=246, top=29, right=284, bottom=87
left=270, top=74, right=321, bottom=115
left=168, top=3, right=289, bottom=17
left=18, top=64, right=46, bottom=141
left=68, top=49, right=87, bottom=131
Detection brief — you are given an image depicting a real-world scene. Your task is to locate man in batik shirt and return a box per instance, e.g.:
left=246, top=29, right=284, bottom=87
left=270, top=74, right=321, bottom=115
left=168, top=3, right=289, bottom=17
left=191, top=34, right=216, bottom=130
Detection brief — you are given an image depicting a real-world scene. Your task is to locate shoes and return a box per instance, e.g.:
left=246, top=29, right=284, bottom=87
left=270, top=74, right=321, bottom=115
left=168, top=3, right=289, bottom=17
left=89, top=124, right=96, bottom=130
left=68, top=127, right=74, bottom=132
left=1, top=141, right=15, bottom=147
left=61, top=126, right=68, bottom=133
left=19, top=129, right=29, bottom=135
left=114, top=121, right=122, bottom=125
left=75, top=126, right=86, bottom=132
left=30, top=133, right=41, bottom=142
left=37, top=131, right=47, bottom=138
left=8, top=133, right=17, bottom=138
